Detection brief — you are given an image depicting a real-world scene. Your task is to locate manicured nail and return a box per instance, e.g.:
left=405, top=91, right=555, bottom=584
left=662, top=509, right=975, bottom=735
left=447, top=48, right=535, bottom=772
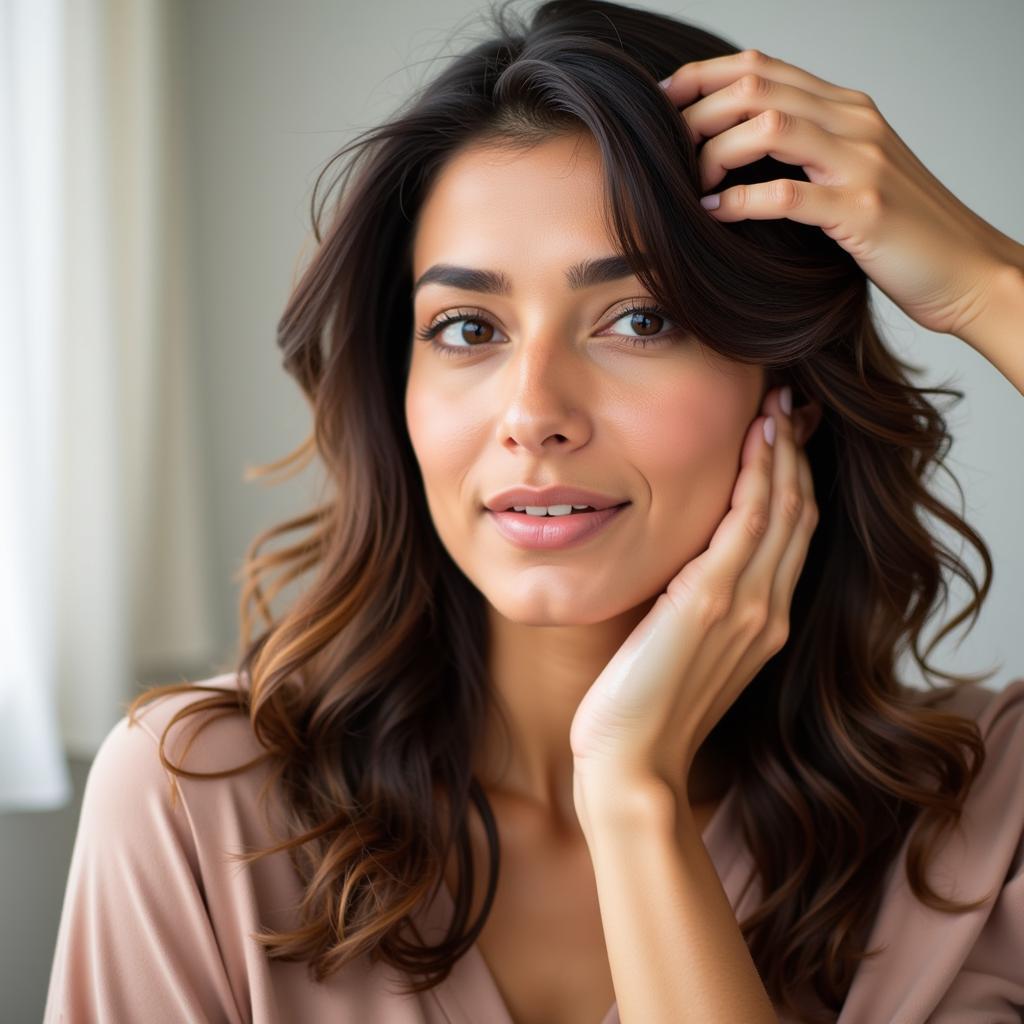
left=780, top=386, right=792, bottom=416
left=658, top=75, right=673, bottom=90
left=700, top=193, right=721, bottom=210
left=763, top=416, right=776, bottom=447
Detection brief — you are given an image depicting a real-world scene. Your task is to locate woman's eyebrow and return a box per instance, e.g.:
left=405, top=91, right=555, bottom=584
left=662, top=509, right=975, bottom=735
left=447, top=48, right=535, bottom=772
left=411, top=254, right=641, bottom=299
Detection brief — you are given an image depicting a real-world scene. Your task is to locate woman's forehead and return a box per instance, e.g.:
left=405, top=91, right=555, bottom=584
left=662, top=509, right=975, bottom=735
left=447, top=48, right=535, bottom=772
left=411, top=134, right=614, bottom=274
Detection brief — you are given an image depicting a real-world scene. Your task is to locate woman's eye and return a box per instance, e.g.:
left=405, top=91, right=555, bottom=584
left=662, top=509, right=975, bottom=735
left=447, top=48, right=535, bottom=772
left=415, top=313, right=506, bottom=358
left=415, top=303, right=683, bottom=360
left=593, top=303, right=685, bottom=349
left=438, top=317, right=503, bottom=348
left=605, top=307, right=678, bottom=342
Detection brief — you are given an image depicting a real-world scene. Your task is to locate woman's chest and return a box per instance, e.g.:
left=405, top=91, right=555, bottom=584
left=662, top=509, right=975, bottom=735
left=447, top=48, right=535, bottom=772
left=440, top=794, right=722, bottom=1024
left=446, top=839, right=616, bottom=1024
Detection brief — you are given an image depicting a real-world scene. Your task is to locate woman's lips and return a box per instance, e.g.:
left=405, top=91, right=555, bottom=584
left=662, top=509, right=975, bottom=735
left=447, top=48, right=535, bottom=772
left=486, top=503, right=630, bottom=550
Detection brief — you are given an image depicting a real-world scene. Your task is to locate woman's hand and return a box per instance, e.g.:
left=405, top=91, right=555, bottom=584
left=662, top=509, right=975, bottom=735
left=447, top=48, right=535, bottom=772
left=659, top=49, right=1024, bottom=340
left=569, top=386, right=820, bottom=813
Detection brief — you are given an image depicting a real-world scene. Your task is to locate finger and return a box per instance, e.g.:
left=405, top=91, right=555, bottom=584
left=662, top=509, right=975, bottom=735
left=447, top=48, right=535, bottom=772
left=681, top=76, right=877, bottom=147
left=698, top=109, right=851, bottom=193
left=734, top=387, right=804, bottom=619
left=701, top=177, right=852, bottom=232
left=723, top=434, right=818, bottom=692
left=770, top=443, right=819, bottom=621
left=666, top=406, right=776, bottom=622
left=724, top=419, right=819, bottom=692
left=661, top=49, right=867, bottom=109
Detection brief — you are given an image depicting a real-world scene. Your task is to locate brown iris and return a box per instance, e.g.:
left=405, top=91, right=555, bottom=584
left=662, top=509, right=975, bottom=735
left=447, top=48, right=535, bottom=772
left=629, top=310, right=664, bottom=336
left=459, top=319, right=494, bottom=344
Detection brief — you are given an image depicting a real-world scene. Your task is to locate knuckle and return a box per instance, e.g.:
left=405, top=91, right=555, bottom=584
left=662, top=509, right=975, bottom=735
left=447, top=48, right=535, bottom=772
left=850, top=101, right=885, bottom=132
left=766, top=618, right=790, bottom=651
left=767, top=178, right=802, bottom=209
left=741, top=48, right=771, bottom=67
left=757, top=108, right=789, bottom=134
left=696, top=590, right=731, bottom=629
left=745, top=504, right=771, bottom=541
left=735, top=72, right=771, bottom=98
left=855, top=186, right=885, bottom=220
left=859, top=139, right=886, bottom=165
left=742, top=599, right=770, bottom=634
left=848, top=88, right=878, bottom=110
left=780, top=487, right=804, bottom=526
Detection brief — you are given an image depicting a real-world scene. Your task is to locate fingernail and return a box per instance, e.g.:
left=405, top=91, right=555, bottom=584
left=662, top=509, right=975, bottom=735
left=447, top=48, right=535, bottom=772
left=763, top=416, right=776, bottom=447
left=780, top=385, right=792, bottom=416
left=700, top=193, right=721, bottom=210
left=658, top=75, right=673, bottom=90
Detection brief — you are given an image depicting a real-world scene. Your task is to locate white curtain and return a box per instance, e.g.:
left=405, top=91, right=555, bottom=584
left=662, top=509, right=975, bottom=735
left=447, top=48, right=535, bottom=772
left=0, top=0, right=216, bottom=811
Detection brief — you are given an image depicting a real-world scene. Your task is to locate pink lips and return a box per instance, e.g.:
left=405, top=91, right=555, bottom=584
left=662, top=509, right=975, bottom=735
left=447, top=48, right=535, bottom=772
left=486, top=503, right=630, bottom=550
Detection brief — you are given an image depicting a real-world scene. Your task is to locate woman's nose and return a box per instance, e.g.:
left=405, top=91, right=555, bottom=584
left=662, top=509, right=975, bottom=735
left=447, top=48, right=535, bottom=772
left=492, top=346, right=594, bottom=452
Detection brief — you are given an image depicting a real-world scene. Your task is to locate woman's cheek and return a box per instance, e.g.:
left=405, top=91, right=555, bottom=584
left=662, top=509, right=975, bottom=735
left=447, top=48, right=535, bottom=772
left=407, top=374, right=461, bottom=455
left=405, top=383, right=483, bottom=518
left=630, top=385, right=748, bottom=551
left=405, top=385, right=454, bottom=497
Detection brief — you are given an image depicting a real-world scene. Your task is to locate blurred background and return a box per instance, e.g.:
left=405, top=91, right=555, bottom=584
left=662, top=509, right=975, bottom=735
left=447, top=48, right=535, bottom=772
left=1, top=0, right=1022, bottom=1019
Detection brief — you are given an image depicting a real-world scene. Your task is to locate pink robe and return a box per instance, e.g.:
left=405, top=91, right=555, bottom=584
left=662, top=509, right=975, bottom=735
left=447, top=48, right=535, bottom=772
left=44, top=673, right=1024, bottom=1022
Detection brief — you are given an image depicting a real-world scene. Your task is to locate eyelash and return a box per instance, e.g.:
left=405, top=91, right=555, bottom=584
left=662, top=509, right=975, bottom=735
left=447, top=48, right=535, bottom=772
left=415, top=301, right=683, bottom=360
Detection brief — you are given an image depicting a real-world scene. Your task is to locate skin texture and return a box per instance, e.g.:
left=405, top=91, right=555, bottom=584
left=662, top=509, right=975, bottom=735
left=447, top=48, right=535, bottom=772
left=405, top=130, right=767, bottom=838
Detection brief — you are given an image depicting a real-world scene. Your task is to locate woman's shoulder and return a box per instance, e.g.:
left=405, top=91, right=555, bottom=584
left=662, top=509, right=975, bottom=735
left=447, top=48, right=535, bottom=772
left=46, top=673, right=279, bottom=1022
left=903, top=676, right=1024, bottom=807
left=85, top=671, right=269, bottom=826
left=928, top=676, right=1024, bottom=826
left=120, top=670, right=262, bottom=769
left=835, top=678, right=1024, bottom=1021
left=908, top=675, right=1024, bottom=744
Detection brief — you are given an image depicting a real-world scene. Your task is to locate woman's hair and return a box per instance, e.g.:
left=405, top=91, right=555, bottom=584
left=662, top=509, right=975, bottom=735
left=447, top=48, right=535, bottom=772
left=126, top=1, right=1000, bottom=1019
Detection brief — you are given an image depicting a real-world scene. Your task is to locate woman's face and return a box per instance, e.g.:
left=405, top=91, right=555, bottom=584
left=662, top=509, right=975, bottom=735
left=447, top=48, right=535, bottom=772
left=405, top=131, right=766, bottom=625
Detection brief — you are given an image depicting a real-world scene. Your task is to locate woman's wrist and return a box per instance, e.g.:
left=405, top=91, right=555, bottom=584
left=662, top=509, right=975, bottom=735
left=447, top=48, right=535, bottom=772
left=954, top=256, right=1024, bottom=395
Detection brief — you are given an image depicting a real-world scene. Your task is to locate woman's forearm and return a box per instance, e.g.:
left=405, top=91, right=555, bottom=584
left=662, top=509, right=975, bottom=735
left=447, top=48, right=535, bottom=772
left=580, top=787, right=778, bottom=1024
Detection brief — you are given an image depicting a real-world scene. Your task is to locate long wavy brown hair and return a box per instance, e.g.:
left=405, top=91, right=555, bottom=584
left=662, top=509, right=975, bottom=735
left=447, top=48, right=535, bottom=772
left=126, top=1, right=1000, bottom=1019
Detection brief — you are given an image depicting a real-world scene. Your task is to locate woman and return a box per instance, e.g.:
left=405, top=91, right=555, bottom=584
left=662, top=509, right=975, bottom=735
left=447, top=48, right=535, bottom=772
left=44, top=1, right=1024, bottom=1022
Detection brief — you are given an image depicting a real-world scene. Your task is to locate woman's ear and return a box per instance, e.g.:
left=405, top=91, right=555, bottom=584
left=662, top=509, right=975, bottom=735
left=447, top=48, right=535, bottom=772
left=793, top=399, right=823, bottom=447
left=764, top=371, right=823, bottom=446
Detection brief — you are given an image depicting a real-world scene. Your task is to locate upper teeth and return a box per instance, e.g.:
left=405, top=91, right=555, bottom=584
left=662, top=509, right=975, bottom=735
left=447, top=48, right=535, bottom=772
left=510, top=504, right=596, bottom=516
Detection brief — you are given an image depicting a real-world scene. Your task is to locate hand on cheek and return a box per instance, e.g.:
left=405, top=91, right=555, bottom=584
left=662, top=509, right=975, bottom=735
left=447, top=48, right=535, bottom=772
left=571, top=384, right=823, bottom=810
